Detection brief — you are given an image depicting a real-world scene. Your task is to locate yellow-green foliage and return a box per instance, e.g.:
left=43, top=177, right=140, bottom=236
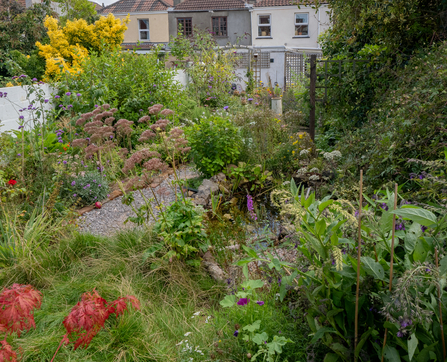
left=36, top=14, right=129, bottom=80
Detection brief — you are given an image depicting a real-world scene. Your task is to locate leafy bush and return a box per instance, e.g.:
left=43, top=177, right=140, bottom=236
left=66, top=170, right=109, bottom=206
left=153, top=198, right=207, bottom=266
left=187, top=116, right=242, bottom=177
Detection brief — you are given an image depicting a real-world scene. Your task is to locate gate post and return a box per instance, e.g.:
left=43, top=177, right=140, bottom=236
left=309, top=54, right=316, bottom=141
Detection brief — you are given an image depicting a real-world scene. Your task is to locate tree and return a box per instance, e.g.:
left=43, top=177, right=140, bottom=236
left=52, top=0, right=99, bottom=26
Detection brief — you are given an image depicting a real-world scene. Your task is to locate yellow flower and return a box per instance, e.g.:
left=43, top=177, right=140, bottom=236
left=292, top=151, right=295, bottom=154
left=299, top=134, right=304, bottom=139
left=26, top=55, right=30, bottom=59
left=5, top=82, right=14, bottom=87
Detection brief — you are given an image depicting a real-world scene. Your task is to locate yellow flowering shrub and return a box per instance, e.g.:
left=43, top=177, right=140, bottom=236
left=36, top=14, right=129, bottom=80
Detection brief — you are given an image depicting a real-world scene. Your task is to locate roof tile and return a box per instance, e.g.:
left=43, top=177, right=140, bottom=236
left=100, top=0, right=173, bottom=14
left=254, top=0, right=315, bottom=6
left=173, top=0, right=246, bottom=11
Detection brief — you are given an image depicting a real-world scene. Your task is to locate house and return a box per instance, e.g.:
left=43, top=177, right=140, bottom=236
left=168, top=0, right=252, bottom=46
left=99, top=0, right=173, bottom=51
left=250, top=0, right=329, bottom=50
left=245, top=0, right=330, bottom=88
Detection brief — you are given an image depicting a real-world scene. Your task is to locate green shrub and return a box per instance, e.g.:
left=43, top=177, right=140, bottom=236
left=187, top=116, right=242, bottom=177
left=66, top=170, right=109, bottom=206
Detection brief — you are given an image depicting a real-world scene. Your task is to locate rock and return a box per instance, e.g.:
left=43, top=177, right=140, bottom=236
left=210, top=172, right=226, bottom=183
left=193, top=197, right=207, bottom=206
left=188, top=191, right=194, bottom=197
left=202, top=251, right=227, bottom=281
left=195, top=179, right=219, bottom=205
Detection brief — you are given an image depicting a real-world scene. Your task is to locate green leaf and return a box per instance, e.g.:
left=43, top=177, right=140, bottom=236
left=408, top=333, right=418, bottom=361
left=413, top=239, right=429, bottom=262
left=361, top=256, right=385, bottom=280
left=310, top=327, right=336, bottom=344
left=243, top=319, right=261, bottom=332
left=319, top=199, right=334, bottom=212
left=220, top=294, right=236, bottom=308
left=252, top=332, right=269, bottom=345
left=324, top=353, right=339, bottom=362
left=391, top=207, right=437, bottom=227
left=383, top=345, right=401, bottom=362
left=241, top=279, right=264, bottom=290
left=440, top=256, right=447, bottom=276
left=243, top=264, right=249, bottom=279
left=379, top=211, right=394, bottom=234
left=242, top=245, right=258, bottom=259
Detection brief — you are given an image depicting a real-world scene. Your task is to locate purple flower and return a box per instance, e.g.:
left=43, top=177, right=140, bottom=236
left=380, top=203, right=389, bottom=211
left=237, top=298, right=250, bottom=306
left=421, top=225, right=427, bottom=233
left=76, top=93, right=81, bottom=97
left=65, top=92, right=71, bottom=96
left=71, top=181, right=76, bottom=186
left=248, top=98, right=253, bottom=101
left=247, top=195, right=257, bottom=221
left=19, top=115, right=24, bottom=120
left=17, top=153, right=21, bottom=156
left=55, top=95, right=60, bottom=99
left=397, top=331, right=404, bottom=338
left=63, top=160, right=67, bottom=164
left=86, top=184, right=90, bottom=187
left=73, top=194, right=77, bottom=197
left=94, top=105, right=99, bottom=108
left=44, top=99, right=49, bottom=103
left=59, top=104, right=64, bottom=108
left=58, top=139, right=63, bottom=143
left=18, top=125, right=24, bottom=129
left=233, top=330, right=239, bottom=337
left=256, top=301, right=265, bottom=306
left=223, top=106, right=229, bottom=110
left=32, top=78, right=37, bottom=81
left=98, top=184, right=101, bottom=187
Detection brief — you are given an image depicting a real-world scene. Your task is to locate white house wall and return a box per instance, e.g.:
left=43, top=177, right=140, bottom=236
left=251, top=5, right=330, bottom=50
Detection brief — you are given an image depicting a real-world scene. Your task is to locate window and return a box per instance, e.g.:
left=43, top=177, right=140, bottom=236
left=212, top=17, right=227, bottom=37
left=258, top=15, right=271, bottom=37
left=294, top=13, right=308, bottom=36
left=138, top=19, right=149, bottom=41
left=177, top=18, right=192, bottom=36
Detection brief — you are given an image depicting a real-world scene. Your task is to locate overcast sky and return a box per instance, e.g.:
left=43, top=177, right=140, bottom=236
left=96, top=0, right=117, bottom=7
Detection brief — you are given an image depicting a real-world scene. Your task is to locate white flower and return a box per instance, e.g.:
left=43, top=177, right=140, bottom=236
left=282, top=181, right=290, bottom=185
left=184, top=332, right=192, bottom=336
left=191, top=311, right=201, bottom=318
left=309, top=175, right=320, bottom=181
left=300, top=149, right=310, bottom=156
left=205, top=316, right=211, bottom=323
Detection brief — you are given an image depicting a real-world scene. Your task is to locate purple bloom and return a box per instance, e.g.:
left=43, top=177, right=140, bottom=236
left=380, top=203, right=389, bottom=211
left=17, top=153, right=21, bottom=156
left=237, top=298, right=250, bottom=306
left=223, top=106, right=229, bottom=110
left=86, top=184, right=90, bottom=187
left=256, top=301, right=265, bottom=306
left=19, top=115, right=24, bottom=120
left=73, top=194, right=77, bottom=197
left=63, top=160, right=67, bottom=164
left=59, top=104, right=64, bottom=108
left=58, top=139, right=63, bottom=143
left=65, top=92, right=71, bottom=96
left=397, top=331, right=404, bottom=338
left=71, top=181, right=76, bottom=186
left=94, top=105, right=99, bottom=108
left=421, top=225, right=427, bottom=232
left=248, top=98, right=253, bottom=101
left=233, top=330, right=239, bottom=337
left=76, top=93, right=81, bottom=97
left=247, top=195, right=257, bottom=221
left=32, top=78, right=37, bottom=81
left=55, top=95, right=60, bottom=99
left=18, top=125, right=24, bottom=129
left=44, top=99, right=49, bottom=103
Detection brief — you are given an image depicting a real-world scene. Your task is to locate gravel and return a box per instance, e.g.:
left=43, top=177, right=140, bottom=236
left=77, top=166, right=199, bottom=236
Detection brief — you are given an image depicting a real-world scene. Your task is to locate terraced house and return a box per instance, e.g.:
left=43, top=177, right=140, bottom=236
left=168, top=0, right=252, bottom=46
left=99, top=0, right=173, bottom=50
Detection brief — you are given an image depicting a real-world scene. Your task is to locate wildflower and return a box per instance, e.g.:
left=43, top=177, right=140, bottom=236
left=32, top=78, right=37, bottom=81
left=248, top=98, right=253, bottom=101
left=223, top=106, right=229, bottom=110
left=256, top=301, right=265, bottom=306
left=184, top=332, right=192, bottom=336
left=233, top=330, right=239, bottom=337
left=397, top=331, right=404, bottom=338
left=71, top=181, right=76, bottom=186
left=379, top=203, right=389, bottom=211
left=76, top=93, right=81, bottom=97
left=237, top=298, right=250, bottom=306
left=421, top=225, right=427, bottom=233
left=18, top=125, right=24, bottom=129
left=73, top=194, right=77, bottom=197
left=8, top=180, right=17, bottom=186
left=19, top=115, right=24, bottom=120
left=17, top=153, right=21, bottom=156
left=63, top=160, right=67, bottom=164
left=66, top=92, right=71, bottom=96
left=54, top=95, right=60, bottom=99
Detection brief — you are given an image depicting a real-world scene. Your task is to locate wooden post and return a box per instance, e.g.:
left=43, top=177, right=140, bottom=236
left=309, top=54, right=316, bottom=141
left=354, top=170, right=363, bottom=361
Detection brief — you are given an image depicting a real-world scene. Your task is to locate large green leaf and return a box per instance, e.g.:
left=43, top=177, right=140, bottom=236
left=324, top=353, right=339, bottom=362
left=220, top=294, right=235, bottom=308
left=383, top=345, right=401, bottom=362
left=391, top=207, right=437, bottom=227
left=404, top=222, right=422, bottom=253
left=243, top=320, right=261, bottom=332
left=408, top=333, right=418, bottom=361
left=361, top=256, right=385, bottom=280
left=440, top=256, right=447, bottom=276
left=413, top=239, right=429, bottom=262
left=252, top=332, right=269, bottom=345
left=379, top=211, right=394, bottom=234
left=310, top=327, right=336, bottom=344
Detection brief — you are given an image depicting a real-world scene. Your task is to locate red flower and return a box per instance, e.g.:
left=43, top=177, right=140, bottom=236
left=8, top=180, right=17, bottom=186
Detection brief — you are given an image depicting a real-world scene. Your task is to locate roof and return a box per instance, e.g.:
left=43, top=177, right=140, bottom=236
left=173, top=0, right=247, bottom=11
left=89, top=1, right=103, bottom=11
left=254, top=0, right=317, bottom=6
left=100, top=0, right=173, bottom=14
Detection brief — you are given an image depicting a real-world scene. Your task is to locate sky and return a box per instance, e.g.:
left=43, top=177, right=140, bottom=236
left=96, top=0, right=118, bottom=7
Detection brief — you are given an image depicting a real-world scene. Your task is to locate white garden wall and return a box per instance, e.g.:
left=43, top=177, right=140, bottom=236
left=0, top=84, right=54, bottom=133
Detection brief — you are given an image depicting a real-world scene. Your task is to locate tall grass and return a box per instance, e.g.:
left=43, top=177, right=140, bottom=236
left=0, top=227, right=224, bottom=361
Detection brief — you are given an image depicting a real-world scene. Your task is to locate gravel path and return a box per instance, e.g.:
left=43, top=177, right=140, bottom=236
left=78, top=166, right=199, bottom=236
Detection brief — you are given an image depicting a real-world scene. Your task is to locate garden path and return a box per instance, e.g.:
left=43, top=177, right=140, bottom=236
left=77, top=166, right=199, bottom=236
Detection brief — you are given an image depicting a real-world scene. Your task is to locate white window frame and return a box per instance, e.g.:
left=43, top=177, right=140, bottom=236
left=138, top=19, right=150, bottom=41
left=294, top=13, right=309, bottom=37
left=257, top=14, right=271, bottom=38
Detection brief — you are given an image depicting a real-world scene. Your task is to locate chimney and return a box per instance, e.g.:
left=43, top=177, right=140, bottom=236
left=173, top=0, right=184, bottom=6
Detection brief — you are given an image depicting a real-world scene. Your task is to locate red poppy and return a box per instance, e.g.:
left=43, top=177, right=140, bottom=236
left=8, top=180, right=17, bottom=186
